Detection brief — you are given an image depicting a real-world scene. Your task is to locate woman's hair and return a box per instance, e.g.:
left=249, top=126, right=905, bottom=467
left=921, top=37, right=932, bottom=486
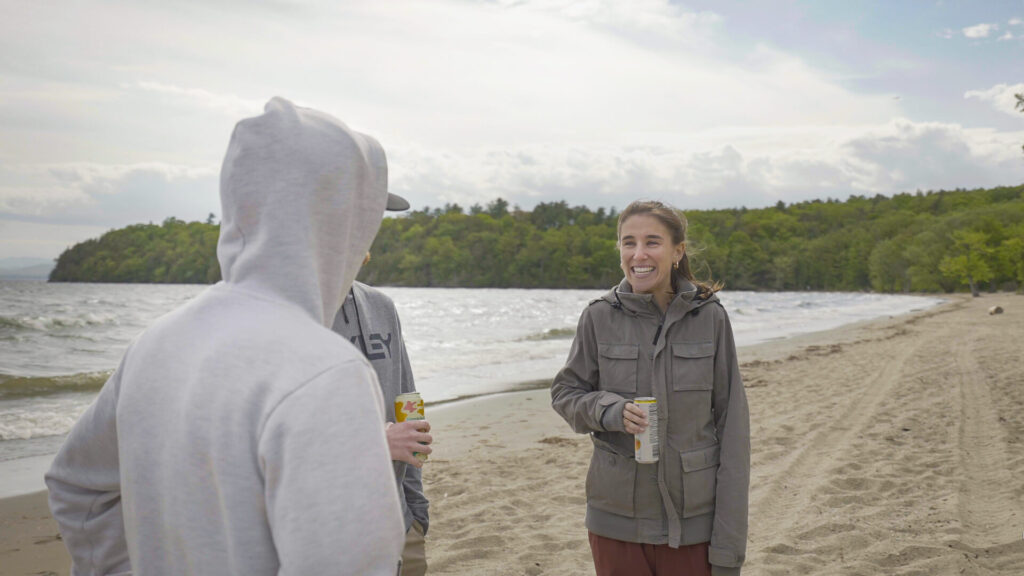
left=616, top=200, right=721, bottom=297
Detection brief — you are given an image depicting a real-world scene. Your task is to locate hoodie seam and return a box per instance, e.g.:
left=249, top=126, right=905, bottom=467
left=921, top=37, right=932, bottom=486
left=82, top=491, right=105, bottom=573
left=256, top=356, right=369, bottom=442
left=235, top=220, right=247, bottom=283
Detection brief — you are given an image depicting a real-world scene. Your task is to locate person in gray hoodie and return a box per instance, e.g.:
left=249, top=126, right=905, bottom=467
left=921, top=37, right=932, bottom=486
left=552, top=200, right=750, bottom=576
left=333, top=269, right=432, bottom=575
left=45, top=97, right=405, bottom=575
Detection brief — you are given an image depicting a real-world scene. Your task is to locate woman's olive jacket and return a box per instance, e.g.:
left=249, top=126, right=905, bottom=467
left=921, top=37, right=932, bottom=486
left=551, top=277, right=749, bottom=576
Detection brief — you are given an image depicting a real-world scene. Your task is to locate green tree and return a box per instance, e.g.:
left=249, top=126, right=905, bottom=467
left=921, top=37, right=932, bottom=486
left=723, top=231, right=768, bottom=290
left=486, top=197, right=510, bottom=218
left=48, top=185, right=1024, bottom=293
left=995, top=223, right=1024, bottom=292
left=903, top=229, right=949, bottom=292
left=868, top=238, right=910, bottom=292
left=939, top=230, right=994, bottom=297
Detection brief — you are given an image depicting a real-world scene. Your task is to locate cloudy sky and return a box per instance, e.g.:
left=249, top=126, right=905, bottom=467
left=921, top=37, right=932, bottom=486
left=2, top=0, right=1023, bottom=260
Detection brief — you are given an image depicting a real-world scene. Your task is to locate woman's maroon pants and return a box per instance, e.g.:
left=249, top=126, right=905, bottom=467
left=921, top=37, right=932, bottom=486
left=588, top=532, right=712, bottom=576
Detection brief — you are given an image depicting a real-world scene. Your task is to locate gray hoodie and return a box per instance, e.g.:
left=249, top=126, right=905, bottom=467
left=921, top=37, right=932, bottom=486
left=45, top=97, right=405, bottom=575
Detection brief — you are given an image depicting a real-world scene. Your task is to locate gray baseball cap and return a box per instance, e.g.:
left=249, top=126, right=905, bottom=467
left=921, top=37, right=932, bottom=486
left=386, top=192, right=410, bottom=211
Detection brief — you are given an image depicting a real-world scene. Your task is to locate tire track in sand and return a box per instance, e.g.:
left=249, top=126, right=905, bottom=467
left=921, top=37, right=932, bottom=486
left=750, top=331, right=927, bottom=544
left=954, top=333, right=1024, bottom=546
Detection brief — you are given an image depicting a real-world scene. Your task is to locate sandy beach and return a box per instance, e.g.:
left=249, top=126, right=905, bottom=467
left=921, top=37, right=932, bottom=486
left=3, top=293, right=1023, bottom=575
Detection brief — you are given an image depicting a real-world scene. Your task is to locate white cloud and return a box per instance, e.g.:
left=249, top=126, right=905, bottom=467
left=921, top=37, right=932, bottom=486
left=2, top=0, right=1023, bottom=258
left=964, top=83, right=1024, bottom=117
left=497, top=0, right=722, bottom=48
left=936, top=28, right=955, bottom=39
left=1009, top=18, right=1022, bottom=26
left=963, top=23, right=998, bottom=38
left=128, top=82, right=265, bottom=118
left=0, top=162, right=218, bottom=226
left=9, top=116, right=1018, bottom=243
left=997, top=32, right=1014, bottom=41
left=0, top=0, right=898, bottom=161
left=837, top=119, right=1021, bottom=193
left=386, top=119, right=1024, bottom=212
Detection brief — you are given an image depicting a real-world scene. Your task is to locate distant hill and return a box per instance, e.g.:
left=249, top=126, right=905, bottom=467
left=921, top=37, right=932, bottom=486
left=0, top=258, right=55, bottom=280
left=49, top=218, right=220, bottom=284
left=48, top=185, right=1024, bottom=293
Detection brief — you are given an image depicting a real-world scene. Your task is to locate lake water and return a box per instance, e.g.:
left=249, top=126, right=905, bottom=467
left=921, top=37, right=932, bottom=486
left=0, top=280, right=943, bottom=483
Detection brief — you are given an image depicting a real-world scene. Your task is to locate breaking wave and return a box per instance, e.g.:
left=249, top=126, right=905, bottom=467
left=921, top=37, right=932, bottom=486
left=0, top=371, right=110, bottom=400
left=520, top=327, right=577, bottom=341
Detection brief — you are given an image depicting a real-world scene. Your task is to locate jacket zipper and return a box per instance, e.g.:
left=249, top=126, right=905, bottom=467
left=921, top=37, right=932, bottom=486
left=652, top=319, right=664, bottom=346
left=653, top=300, right=704, bottom=346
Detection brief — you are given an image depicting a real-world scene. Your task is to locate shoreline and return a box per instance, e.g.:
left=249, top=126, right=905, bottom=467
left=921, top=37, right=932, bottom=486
left=427, top=380, right=552, bottom=410
left=0, top=293, right=951, bottom=499
left=6, top=293, right=1024, bottom=575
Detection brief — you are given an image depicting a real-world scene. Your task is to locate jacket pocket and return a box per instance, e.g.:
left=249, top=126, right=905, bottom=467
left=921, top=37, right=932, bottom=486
left=680, top=443, right=719, bottom=518
left=586, top=442, right=636, bottom=517
left=671, top=341, right=714, bottom=391
left=598, top=343, right=638, bottom=393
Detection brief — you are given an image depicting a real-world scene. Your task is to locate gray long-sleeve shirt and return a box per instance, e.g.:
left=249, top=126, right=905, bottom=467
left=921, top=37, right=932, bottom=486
left=332, top=281, right=430, bottom=534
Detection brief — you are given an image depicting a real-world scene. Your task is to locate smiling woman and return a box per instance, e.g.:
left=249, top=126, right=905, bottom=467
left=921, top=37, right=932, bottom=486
left=551, top=199, right=750, bottom=576
left=616, top=201, right=720, bottom=310
left=618, top=213, right=683, bottom=310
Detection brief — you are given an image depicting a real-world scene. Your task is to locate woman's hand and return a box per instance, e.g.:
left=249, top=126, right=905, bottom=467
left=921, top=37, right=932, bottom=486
left=386, top=420, right=433, bottom=468
left=623, top=402, right=649, bottom=435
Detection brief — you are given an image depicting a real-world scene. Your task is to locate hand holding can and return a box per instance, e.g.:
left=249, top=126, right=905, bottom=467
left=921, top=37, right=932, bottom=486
left=623, top=402, right=649, bottom=434
left=632, top=397, right=659, bottom=464
left=386, top=420, right=432, bottom=467
left=395, top=392, right=429, bottom=463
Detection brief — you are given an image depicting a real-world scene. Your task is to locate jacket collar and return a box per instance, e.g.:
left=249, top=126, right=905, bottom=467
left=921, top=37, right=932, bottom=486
left=600, top=273, right=717, bottom=319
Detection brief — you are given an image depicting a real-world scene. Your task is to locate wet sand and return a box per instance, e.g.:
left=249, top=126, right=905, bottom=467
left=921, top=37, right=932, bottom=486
left=0, top=491, right=65, bottom=576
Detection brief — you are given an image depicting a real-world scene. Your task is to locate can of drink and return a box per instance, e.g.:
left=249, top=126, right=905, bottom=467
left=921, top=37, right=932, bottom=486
left=395, top=392, right=428, bottom=462
left=633, top=397, right=659, bottom=463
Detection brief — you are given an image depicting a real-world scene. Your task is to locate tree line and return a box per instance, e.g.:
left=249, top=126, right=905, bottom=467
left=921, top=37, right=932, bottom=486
left=50, top=185, right=1024, bottom=294
left=50, top=216, right=221, bottom=284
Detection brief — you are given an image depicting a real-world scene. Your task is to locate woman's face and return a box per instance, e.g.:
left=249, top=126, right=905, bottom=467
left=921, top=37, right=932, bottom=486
left=618, top=214, right=684, bottom=297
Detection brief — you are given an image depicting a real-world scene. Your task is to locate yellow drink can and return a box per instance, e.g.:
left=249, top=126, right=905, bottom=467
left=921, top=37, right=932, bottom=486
left=395, top=392, right=427, bottom=462
left=634, top=397, right=659, bottom=463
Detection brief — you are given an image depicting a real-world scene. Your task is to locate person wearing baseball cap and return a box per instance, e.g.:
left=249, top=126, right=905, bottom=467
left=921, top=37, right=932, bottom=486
left=332, top=190, right=432, bottom=576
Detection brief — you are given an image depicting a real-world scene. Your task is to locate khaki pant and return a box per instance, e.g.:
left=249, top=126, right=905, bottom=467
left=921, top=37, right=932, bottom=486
left=400, top=520, right=427, bottom=576
left=589, top=532, right=710, bottom=576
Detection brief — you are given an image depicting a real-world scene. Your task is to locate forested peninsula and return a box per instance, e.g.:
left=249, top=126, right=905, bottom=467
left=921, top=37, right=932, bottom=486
left=49, top=185, right=1024, bottom=294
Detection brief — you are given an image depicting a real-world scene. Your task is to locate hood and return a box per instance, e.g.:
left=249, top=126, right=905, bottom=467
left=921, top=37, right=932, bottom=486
left=217, top=97, right=387, bottom=326
left=599, top=273, right=718, bottom=316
